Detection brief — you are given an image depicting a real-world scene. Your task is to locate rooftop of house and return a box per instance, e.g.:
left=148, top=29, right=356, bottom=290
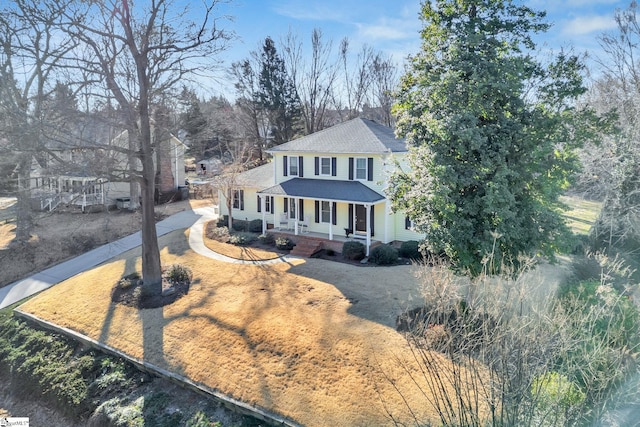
left=234, top=163, right=274, bottom=188
left=258, top=177, right=385, bottom=204
left=267, top=117, right=406, bottom=155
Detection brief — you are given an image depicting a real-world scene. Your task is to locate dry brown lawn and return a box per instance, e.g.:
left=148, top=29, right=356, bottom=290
left=0, top=199, right=213, bottom=287
left=202, top=232, right=284, bottom=261
left=17, top=228, right=465, bottom=426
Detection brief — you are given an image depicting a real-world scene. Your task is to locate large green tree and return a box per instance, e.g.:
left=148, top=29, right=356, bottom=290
left=257, top=37, right=302, bottom=145
left=389, top=0, right=600, bottom=276
left=179, top=87, right=209, bottom=159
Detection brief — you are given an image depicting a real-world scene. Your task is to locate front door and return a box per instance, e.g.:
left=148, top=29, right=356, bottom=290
left=355, top=204, right=367, bottom=233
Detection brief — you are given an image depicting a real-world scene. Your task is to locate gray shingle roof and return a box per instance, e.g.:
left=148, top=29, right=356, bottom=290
left=267, top=118, right=406, bottom=154
left=234, top=163, right=274, bottom=187
left=258, top=178, right=385, bottom=204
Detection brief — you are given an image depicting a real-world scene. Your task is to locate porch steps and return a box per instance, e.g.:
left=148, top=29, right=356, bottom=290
left=290, top=239, right=322, bottom=257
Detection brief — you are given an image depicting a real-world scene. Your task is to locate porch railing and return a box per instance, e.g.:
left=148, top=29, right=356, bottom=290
left=40, top=193, right=63, bottom=212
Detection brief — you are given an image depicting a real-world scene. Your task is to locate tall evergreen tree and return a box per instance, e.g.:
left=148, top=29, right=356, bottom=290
left=231, top=56, right=266, bottom=160
left=179, top=87, right=208, bottom=159
left=257, top=37, right=302, bottom=145
left=389, top=0, right=603, bottom=276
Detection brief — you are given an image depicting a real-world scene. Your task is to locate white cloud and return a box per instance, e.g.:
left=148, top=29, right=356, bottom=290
left=562, top=15, right=617, bottom=35
left=356, top=22, right=413, bottom=41
left=272, top=0, right=350, bottom=22
left=565, top=0, right=621, bottom=6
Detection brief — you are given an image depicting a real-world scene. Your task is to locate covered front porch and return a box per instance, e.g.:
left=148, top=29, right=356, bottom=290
left=257, top=178, right=387, bottom=256
left=267, top=227, right=382, bottom=257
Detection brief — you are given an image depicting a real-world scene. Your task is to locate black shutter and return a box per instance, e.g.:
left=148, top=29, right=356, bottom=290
left=331, top=157, right=337, bottom=176
left=348, top=204, right=353, bottom=230
left=370, top=205, right=374, bottom=236
left=299, top=156, right=304, bottom=177
left=270, top=197, right=274, bottom=214
left=283, top=197, right=288, bottom=213
left=283, top=156, right=288, bottom=176
left=367, top=157, right=374, bottom=181
left=315, top=201, right=320, bottom=223
left=240, top=190, right=244, bottom=211
left=405, top=216, right=411, bottom=230
left=314, top=157, right=319, bottom=175
left=348, top=157, right=354, bottom=180
left=332, top=202, right=337, bottom=225
left=257, top=195, right=261, bottom=212
left=299, top=199, right=304, bottom=219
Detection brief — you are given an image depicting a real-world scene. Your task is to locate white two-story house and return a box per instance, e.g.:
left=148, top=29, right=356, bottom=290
left=218, top=117, right=423, bottom=255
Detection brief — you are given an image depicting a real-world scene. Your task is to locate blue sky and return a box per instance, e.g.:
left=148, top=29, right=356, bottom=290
left=211, top=0, right=628, bottom=96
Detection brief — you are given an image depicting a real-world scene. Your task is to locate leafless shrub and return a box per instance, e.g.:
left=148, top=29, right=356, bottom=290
left=388, top=255, right=640, bottom=426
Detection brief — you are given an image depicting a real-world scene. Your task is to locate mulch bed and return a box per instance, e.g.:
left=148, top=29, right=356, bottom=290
left=311, top=248, right=414, bottom=267
left=111, top=273, right=190, bottom=309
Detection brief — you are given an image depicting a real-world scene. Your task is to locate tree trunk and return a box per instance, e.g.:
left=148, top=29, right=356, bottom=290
left=13, top=154, right=33, bottom=244
left=139, top=130, right=162, bottom=294
left=137, top=80, right=162, bottom=293
left=128, top=132, right=141, bottom=211
left=226, top=189, right=233, bottom=230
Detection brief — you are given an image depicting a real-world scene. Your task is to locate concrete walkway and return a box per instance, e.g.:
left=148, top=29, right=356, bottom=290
left=0, top=207, right=289, bottom=310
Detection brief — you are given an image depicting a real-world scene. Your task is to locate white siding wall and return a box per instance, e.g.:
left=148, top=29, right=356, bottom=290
left=218, top=152, right=423, bottom=244
left=273, top=152, right=393, bottom=193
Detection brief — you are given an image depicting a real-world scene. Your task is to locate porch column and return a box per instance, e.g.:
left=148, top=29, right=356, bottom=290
left=328, top=201, right=333, bottom=240
left=261, top=196, right=267, bottom=234
left=365, top=204, right=371, bottom=256
left=384, top=201, right=389, bottom=244
left=294, top=197, right=300, bottom=235
left=275, top=197, right=280, bottom=231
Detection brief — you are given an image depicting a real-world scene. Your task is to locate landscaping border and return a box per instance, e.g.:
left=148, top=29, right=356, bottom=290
left=13, top=307, right=301, bottom=427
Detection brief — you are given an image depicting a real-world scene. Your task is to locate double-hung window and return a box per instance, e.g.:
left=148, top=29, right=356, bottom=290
left=355, top=157, right=367, bottom=180
left=320, top=157, right=331, bottom=176
left=405, top=216, right=414, bottom=230
left=321, top=201, right=331, bottom=223
left=289, top=156, right=299, bottom=176
left=233, top=190, right=244, bottom=210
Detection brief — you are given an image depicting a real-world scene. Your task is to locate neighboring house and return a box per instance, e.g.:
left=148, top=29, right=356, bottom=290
left=218, top=117, right=423, bottom=255
left=196, top=157, right=222, bottom=176
left=30, top=128, right=187, bottom=211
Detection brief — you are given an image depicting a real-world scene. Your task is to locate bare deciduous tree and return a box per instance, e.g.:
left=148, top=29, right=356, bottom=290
left=388, top=255, right=640, bottom=426
left=0, top=0, right=77, bottom=244
left=282, top=28, right=339, bottom=134
left=230, top=53, right=268, bottom=160
left=371, top=54, right=398, bottom=127
left=336, top=40, right=377, bottom=120
left=59, top=0, right=232, bottom=293
left=214, top=138, right=254, bottom=231
left=581, top=2, right=640, bottom=251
